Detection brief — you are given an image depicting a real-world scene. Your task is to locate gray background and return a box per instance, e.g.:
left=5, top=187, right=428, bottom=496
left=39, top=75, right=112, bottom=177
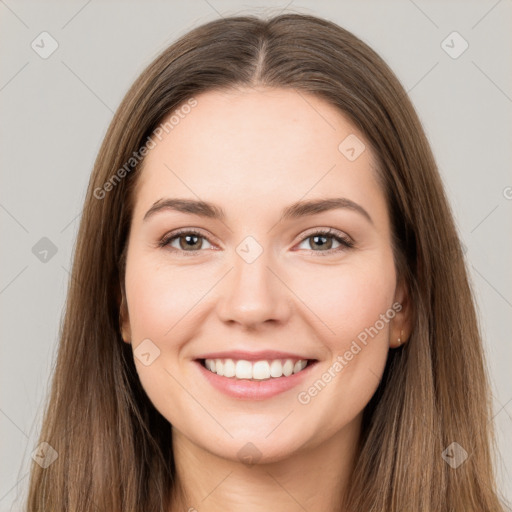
left=1, top=0, right=511, bottom=509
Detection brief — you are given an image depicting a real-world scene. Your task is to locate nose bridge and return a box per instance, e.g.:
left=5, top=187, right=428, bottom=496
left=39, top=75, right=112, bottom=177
left=217, top=234, right=290, bottom=326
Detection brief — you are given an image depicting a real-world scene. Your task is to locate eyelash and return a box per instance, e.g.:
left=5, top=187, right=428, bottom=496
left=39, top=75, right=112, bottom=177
left=158, top=227, right=355, bottom=257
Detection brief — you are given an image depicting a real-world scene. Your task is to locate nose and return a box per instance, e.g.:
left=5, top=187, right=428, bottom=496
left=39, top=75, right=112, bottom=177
left=216, top=245, right=292, bottom=329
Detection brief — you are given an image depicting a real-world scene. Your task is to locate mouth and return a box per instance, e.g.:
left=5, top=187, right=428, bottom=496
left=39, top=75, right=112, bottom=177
left=194, top=357, right=319, bottom=400
left=197, top=357, right=317, bottom=380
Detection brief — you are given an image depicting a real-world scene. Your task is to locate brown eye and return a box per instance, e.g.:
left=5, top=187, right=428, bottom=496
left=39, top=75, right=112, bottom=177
left=177, top=233, right=204, bottom=250
left=161, top=230, right=213, bottom=255
left=297, top=229, right=354, bottom=255
left=308, top=234, right=335, bottom=250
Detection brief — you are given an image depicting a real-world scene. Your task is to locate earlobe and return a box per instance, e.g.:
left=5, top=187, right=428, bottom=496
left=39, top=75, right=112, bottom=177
left=391, top=278, right=413, bottom=348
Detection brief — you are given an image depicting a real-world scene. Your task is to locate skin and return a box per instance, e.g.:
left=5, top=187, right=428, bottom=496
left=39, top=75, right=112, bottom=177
left=120, top=86, right=411, bottom=512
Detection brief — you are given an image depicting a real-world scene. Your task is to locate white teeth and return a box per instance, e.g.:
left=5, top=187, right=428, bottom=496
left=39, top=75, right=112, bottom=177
left=282, top=359, right=294, bottom=376
left=223, top=359, right=236, bottom=378
left=270, top=360, right=283, bottom=378
left=294, top=360, right=307, bottom=373
left=235, top=360, right=252, bottom=379
left=252, top=361, right=270, bottom=380
left=203, top=358, right=310, bottom=380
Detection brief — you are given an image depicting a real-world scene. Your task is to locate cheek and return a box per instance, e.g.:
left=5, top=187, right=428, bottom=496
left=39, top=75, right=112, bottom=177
left=124, top=254, right=202, bottom=341
left=290, top=253, right=395, bottom=409
left=123, top=253, right=202, bottom=422
left=291, top=254, right=397, bottom=349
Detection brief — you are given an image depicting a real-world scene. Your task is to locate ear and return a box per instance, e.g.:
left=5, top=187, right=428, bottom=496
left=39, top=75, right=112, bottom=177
left=390, top=276, right=413, bottom=348
left=118, top=288, right=132, bottom=344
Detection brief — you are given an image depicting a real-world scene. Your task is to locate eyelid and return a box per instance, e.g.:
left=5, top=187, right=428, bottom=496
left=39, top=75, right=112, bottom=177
left=158, top=227, right=219, bottom=252
left=293, top=227, right=354, bottom=255
left=296, top=226, right=352, bottom=243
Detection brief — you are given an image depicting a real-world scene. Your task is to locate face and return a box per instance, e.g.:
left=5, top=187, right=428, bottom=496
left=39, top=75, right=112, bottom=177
left=120, top=86, right=409, bottom=463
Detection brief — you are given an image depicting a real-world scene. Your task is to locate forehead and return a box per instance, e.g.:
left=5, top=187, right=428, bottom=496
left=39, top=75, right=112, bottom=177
left=131, top=87, right=385, bottom=224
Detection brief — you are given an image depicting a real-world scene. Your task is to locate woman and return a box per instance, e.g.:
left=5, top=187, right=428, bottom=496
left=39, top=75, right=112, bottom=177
left=26, top=13, right=507, bottom=511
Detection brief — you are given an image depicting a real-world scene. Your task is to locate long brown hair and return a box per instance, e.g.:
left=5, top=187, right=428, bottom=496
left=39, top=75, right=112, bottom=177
left=25, top=13, right=507, bottom=511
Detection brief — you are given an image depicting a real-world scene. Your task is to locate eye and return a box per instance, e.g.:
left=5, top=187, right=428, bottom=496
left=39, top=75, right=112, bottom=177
left=159, top=229, right=213, bottom=256
left=296, top=228, right=354, bottom=256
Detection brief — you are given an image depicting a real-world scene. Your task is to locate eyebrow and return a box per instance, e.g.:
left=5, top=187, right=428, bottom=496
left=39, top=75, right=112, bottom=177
left=143, top=197, right=373, bottom=225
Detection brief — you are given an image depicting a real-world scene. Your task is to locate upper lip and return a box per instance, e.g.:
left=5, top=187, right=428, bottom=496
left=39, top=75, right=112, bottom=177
left=195, top=350, right=317, bottom=361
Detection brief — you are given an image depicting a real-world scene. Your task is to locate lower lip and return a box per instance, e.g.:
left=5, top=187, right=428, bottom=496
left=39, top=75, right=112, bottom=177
left=195, top=360, right=318, bottom=400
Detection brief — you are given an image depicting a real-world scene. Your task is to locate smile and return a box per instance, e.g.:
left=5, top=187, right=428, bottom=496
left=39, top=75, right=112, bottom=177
left=195, top=358, right=319, bottom=400
left=201, top=358, right=311, bottom=380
